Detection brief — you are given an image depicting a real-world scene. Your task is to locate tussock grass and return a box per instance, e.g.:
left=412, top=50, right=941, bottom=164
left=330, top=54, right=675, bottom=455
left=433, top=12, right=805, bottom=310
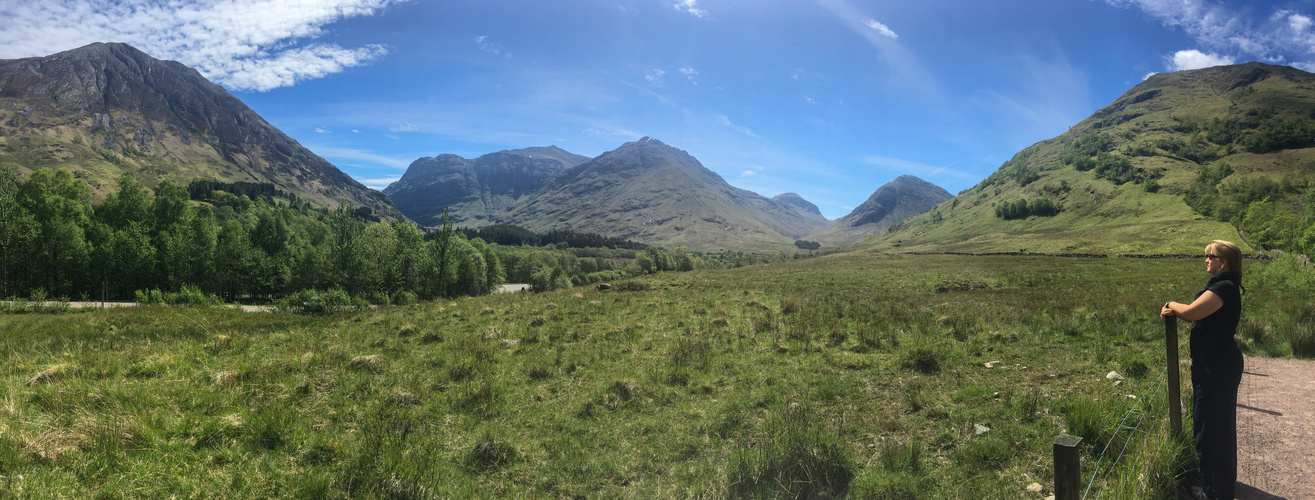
left=0, top=254, right=1305, bottom=497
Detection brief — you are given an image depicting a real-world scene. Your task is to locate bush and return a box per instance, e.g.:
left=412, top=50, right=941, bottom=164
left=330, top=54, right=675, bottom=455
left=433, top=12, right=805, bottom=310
left=276, top=288, right=359, bottom=315
left=133, top=285, right=225, bottom=307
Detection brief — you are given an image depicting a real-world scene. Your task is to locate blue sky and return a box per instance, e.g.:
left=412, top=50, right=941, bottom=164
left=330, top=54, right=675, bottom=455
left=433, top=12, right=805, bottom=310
left=5, top=1, right=1315, bottom=219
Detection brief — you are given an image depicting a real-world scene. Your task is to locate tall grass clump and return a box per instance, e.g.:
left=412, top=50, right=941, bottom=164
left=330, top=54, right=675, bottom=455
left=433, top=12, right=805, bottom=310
left=727, top=404, right=854, bottom=499
left=850, top=439, right=929, bottom=499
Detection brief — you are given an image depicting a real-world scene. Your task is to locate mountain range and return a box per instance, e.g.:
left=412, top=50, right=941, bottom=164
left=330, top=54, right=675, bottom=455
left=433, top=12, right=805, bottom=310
left=12, top=43, right=1303, bottom=257
left=0, top=42, right=401, bottom=219
left=384, top=138, right=946, bottom=251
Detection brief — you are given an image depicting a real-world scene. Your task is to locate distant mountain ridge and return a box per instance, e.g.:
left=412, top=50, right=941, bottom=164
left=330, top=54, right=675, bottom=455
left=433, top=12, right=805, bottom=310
left=388, top=137, right=856, bottom=250
left=504, top=137, right=832, bottom=250
left=805, top=175, right=952, bottom=246
left=0, top=42, right=401, bottom=219
left=383, top=146, right=589, bottom=226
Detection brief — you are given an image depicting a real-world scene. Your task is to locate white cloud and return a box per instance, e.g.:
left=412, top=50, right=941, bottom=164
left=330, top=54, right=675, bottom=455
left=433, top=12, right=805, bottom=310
left=1289, top=13, right=1313, bottom=32
left=315, top=127, right=329, bottom=133
left=804, top=95, right=816, bottom=104
left=672, top=0, right=707, bottom=18
left=865, top=19, right=898, bottom=39
left=1107, top=0, right=1315, bottom=69
left=741, top=170, right=758, bottom=176
left=0, top=0, right=403, bottom=92
left=645, top=69, right=666, bottom=83
left=1168, top=49, right=1235, bottom=71
left=390, top=124, right=419, bottom=132
left=475, top=35, right=512, bottom=58
left=352, top=129, right=360, bottom=133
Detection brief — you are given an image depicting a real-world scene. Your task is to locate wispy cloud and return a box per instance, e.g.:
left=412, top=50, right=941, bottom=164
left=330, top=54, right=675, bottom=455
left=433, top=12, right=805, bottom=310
left=679, top=67, right=699, bottom=84
left=390, top=124, right=419, bottom=132
left=864, top=19, right=898, bottom=38
left=672, top=0, right=707, bottom=18
left=862, top=155, right=979, bottom=183
left=315, top=127, right=330, bottom=133
left=0, top=0, right=404, bottom=92
left=741, top=170, right=758, bottom=176
left=356, top=176, right=403, bottom=190
left=312, top=146, right=414, bottom=169
left=475, top=35, right=512, bottom=58
left=716, top=114, right=760, bottom=138
left=1106, top=0, right=1315, bottom=70
left=645, top=68, right=666, bottom=83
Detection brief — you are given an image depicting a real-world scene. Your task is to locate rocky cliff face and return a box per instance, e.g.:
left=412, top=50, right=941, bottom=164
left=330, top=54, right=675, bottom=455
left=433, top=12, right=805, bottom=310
left=383, top=146, right=590, bottom=226
left=0, top=42, right=401, bottom=219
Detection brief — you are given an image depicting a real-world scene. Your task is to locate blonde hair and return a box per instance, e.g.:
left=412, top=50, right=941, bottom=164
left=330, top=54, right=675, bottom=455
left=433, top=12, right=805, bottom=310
left=1207, top=240, right=1243, bottom=277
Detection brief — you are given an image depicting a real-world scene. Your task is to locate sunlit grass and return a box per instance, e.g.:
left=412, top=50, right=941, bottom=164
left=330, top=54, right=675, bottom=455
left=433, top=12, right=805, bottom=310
left=0, top=254, right=1305, bottom=498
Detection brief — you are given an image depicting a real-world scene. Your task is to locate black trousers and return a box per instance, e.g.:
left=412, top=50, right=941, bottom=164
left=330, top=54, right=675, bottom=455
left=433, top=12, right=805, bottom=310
left=1191, top=351, right=1243, bottom=500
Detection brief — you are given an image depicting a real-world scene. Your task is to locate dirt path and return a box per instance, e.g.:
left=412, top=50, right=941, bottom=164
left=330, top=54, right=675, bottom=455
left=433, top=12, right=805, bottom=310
left=1236, top=355, right=1315, bottom=499
left=6, top=301, right=274, bottom=312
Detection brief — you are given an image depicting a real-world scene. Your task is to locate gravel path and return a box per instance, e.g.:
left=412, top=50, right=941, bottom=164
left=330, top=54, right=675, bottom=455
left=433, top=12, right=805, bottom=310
left=1236, top=355, right=1315, bottom=499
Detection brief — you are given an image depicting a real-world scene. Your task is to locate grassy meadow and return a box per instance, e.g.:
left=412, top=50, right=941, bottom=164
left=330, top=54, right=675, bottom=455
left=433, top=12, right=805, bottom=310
left=1, top=253, right=1311, bottom=498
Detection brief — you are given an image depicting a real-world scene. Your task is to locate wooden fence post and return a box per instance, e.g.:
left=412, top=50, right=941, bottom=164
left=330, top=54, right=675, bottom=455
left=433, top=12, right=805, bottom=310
left=1166, top=318, right=1181, bottom=436
left=1054, top=434, right=1082, bottom=500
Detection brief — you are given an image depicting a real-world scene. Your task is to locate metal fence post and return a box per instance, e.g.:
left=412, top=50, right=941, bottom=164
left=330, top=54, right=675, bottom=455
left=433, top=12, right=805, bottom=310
left=1166, top=318, right=1181, bottom=436
left=1054, top=434, right=1082, bottom=500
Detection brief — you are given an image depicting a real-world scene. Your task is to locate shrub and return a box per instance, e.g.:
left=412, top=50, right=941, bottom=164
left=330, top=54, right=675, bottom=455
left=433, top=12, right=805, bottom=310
left=277, top=288, right=358, bottom=315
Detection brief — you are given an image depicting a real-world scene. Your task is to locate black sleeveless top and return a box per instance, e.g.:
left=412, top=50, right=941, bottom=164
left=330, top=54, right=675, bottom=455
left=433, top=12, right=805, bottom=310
left=1189, top=271, right=1242, bottom=364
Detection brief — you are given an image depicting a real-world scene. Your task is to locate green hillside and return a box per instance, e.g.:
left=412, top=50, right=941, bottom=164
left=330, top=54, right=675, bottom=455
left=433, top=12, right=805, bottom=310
left=871, top=63, right=1315, bottom=256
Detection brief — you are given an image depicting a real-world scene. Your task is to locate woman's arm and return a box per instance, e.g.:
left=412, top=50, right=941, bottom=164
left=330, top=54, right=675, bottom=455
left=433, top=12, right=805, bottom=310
left=1161, top=291, right=1224, bottom=322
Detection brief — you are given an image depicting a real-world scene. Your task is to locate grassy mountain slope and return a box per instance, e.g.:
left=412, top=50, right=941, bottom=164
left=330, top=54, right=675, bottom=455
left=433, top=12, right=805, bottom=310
left=870, top=63, right=1315, bottom=255
left=505, top=137, right=831, bottom=251
left=0, top=42, right=402, bottom=219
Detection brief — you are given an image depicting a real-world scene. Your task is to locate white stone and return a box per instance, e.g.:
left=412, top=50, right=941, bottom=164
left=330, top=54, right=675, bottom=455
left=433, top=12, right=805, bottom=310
left=1026, top=482, right=1043, bottom=493
left=974, top=424, right=990, bottom=435
left=1106, top=371, right=1124, bottom=381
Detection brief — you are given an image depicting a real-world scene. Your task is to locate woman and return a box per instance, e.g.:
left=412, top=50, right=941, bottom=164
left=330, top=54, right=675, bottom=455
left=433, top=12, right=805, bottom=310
left=1161, top=240, right=1244, bottom=500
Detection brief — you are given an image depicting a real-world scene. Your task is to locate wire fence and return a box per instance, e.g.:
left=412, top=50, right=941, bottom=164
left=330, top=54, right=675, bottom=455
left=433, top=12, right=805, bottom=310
left=1055, top=321, right=1191, bottom=500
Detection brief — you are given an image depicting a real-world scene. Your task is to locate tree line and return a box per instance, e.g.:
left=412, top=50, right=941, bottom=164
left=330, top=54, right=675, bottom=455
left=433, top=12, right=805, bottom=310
left=0, top=168, right=502, bottom=303
left=458, top=224, right=647, bottom=250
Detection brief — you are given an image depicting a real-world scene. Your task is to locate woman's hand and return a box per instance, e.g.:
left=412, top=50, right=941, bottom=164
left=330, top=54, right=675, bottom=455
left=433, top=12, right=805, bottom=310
left=1161, top=302, right=1175, bottom=323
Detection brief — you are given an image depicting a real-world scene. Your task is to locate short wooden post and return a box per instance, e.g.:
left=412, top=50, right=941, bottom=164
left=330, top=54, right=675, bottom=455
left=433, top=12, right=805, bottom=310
left=1054, top=434, right=1082, bottom=500
left=1165, top=318, right=1181, bottom=436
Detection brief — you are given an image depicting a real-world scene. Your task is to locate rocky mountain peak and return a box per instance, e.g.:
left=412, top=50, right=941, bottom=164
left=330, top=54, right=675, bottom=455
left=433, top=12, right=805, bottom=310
left=0, top=42, right=402, bottom=219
